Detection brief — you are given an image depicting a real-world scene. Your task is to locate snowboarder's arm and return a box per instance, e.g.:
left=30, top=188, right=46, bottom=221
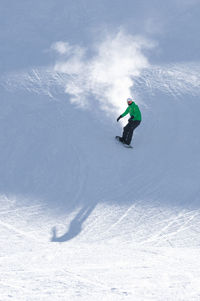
left=117, top=115, right=122, bottom=122
left=121, top=107, right=130, bottom=117
left=117, top=106, right=130, bottom=121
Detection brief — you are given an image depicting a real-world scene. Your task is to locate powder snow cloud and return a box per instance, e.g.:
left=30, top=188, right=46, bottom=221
left=3, top=31, right=200, bottom=114
left=51, top=31, right=154, bottom=115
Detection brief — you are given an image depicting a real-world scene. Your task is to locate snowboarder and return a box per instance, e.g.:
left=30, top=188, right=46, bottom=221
left=116, top=98, right=141, bottom=146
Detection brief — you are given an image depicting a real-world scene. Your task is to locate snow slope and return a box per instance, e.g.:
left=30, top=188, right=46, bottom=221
left=1, top=0, right=200, bottom=300
left=0, top=62, right=200, bottom=300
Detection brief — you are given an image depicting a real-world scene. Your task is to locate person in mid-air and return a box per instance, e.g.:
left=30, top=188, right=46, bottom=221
left=116, top=98, right=141, bottom=146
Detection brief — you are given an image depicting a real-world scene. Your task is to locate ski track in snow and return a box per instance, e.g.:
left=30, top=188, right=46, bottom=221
left=1, top=194, right=200, bottom=300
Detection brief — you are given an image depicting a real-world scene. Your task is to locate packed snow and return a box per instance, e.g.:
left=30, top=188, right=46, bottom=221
left=1, top=0, right=200, bottom=300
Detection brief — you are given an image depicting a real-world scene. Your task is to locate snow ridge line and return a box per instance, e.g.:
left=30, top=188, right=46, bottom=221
left=1, top=62, right=200, bottom=99
left=134, top=63, right=200, bottom=97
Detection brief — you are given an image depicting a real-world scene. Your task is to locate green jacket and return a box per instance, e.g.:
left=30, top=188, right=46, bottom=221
left=121, top=102, right=142, bottom=121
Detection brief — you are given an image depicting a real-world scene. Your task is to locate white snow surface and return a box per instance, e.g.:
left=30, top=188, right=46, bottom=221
left=1, top=1, right=200, bottom=300
left=0, top=63, right=200, bottom=301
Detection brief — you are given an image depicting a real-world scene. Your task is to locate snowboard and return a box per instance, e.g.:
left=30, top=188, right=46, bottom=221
left=115, top=136, right=133, bottom=148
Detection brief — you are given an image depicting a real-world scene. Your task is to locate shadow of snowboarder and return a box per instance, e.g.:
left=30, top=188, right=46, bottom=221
left=51, top=204, right=96, bottom=242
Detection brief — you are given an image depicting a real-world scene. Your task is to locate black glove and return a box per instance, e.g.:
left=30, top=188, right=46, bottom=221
left=117, top=115, right=122, bottom=122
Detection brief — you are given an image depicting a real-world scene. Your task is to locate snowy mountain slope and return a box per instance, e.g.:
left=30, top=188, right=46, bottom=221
left=1, top=0, right=200, bottom=299
left=0, top=62, right=200, bottom=300
left=2, top=62, right=200, bottom=209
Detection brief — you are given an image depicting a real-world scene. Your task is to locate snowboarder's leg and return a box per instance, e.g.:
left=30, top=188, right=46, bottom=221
left=126, top=126, right=134, bottom=145
left=123, top=120, right=141, bottom=145
left=122, top=123, right=131, bottom=144
left=132, top=120, right=141, bottom=131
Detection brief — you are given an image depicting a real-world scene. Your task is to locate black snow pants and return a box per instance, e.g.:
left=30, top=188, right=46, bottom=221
left=122, top=120, right=141, bottom=145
